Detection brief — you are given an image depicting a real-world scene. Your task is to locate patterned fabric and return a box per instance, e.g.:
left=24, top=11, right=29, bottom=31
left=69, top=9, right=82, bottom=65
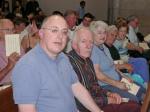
left=68, top=50, right=141, bottom=112
left=68, top=50, right=108, bottom=109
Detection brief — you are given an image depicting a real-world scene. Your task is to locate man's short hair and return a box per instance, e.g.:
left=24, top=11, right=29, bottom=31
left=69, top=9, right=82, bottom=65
left=52, top=11, right=63, bottom=17
left=83, top=13, right=95, bottom=21
left=64, top=9, right=77, bottom=17
left=126, top=15, right=138, bottom=23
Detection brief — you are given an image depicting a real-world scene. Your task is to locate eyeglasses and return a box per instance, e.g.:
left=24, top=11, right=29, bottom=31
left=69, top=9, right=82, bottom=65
left=42, top=27, right=68, bottom=36
left=0, top=28, right=14, bottom=33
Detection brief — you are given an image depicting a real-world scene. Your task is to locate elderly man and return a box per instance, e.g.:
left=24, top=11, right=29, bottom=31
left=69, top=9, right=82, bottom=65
left=68, top=27, right=141, bottom=112
left=12, top=15, right=103, bottom=112
left=0, top=19, right=20, bottom=84
left=127, top=15, right=150, bottom=60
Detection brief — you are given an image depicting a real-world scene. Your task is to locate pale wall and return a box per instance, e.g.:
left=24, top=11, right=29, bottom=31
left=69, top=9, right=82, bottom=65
left=114, top=0, right=150, bottom=35
left=38, top=0, right=108, bottom=21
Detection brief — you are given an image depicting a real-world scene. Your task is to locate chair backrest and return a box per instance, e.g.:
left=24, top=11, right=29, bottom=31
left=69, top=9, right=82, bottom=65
left=141, top=82, right=150, bottom=112
left=0, top=86, right=18, bottom=112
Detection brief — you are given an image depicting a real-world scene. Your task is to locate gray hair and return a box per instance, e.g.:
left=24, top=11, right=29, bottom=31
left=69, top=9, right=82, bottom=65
left=107, top=25, right=118, bottom=33
left=126, top=15, right=138, bottom=23
left=90, top=20, right=108, bottom=33
left=72, top=27, right=92, bottom=44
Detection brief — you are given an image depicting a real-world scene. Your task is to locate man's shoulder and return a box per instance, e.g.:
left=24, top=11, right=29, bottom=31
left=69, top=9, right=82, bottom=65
left=15, top=45, right=41, bottom=67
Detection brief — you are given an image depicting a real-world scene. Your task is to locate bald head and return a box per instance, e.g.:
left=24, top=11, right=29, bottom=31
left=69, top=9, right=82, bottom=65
left=41, top=15, right=68, bottom=29
left=0, top=19, right=14, bottom=40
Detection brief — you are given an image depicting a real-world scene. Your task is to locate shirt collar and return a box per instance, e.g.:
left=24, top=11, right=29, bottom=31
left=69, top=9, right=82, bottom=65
left=70, top=49, right=89, bottom=64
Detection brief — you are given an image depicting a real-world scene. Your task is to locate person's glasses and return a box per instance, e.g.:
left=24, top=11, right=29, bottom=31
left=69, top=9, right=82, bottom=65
left=42, top=27, right=68, bottom=36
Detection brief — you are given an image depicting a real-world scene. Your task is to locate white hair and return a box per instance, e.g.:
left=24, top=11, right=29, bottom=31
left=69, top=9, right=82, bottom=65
left=107, top=25, right=118, bottom=33
left=90, top=20, right=108, bottom=33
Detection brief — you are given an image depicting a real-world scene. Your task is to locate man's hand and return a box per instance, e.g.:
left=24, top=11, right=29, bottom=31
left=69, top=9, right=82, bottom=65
left=7, top=52, right=20, bottom=68
left=107, top=92, right=122, bottom=104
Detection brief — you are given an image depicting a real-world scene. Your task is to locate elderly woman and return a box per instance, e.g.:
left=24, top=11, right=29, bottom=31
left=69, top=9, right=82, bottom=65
left=90, top=21, right=145, bottom=102
left=105, top=25, right=149, bottom=87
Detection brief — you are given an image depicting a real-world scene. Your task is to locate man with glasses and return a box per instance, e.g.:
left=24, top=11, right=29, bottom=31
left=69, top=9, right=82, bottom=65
left=0, top=19, right=20, bottom=84
left=12, top=15, right=103, bottom=112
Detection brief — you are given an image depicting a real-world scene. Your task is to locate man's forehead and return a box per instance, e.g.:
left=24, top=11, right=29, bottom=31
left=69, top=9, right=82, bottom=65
left=78, top=29, right=93, bottom=39
left=44, top=17, right=68, bottom=29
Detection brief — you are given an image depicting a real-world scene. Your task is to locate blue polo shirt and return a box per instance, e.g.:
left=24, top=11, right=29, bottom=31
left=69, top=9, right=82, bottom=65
left=12, top=44, right=78, bottom=112
left=90, top=45, right=120, bottom=86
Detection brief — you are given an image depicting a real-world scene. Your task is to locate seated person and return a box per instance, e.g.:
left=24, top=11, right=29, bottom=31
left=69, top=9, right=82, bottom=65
left=105, top=25, right=149, bottom=87
left=12, top=15, right=103, bottom=112
left=90, top=21, right=145, bottom=102
left=68, top=27, right=141, bottom=112
left=21, top=15, right=45, bottom=53
left=124, top=16, right=150, bottom=61
left=78, top=12, right=94, bottom=28
left=0, top=19, right=22, bottom=84
left=0, top=52, right=19, bottom=83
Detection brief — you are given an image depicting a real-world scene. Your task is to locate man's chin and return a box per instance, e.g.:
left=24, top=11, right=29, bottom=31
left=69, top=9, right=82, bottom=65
left=54, top=48, right=64, bottom=53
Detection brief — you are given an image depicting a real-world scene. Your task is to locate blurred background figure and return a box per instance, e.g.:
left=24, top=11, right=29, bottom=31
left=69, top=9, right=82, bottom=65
left=77, top=0, right=86, bottom=24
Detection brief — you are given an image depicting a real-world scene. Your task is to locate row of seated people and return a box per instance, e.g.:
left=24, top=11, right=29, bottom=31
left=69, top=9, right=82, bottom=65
left=0, top=9, right=94, bottom=85
left=2, top=9, right=149, bottom=112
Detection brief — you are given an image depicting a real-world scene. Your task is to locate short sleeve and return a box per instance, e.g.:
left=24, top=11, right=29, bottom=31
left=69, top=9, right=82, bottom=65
left=91, top=46, right=100, bottom=64
left=12, top=63, right=41, bottom=104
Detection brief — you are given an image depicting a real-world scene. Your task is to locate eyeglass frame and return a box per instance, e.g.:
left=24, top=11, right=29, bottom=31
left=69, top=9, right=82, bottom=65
left=41, top=26, right=69, bottom=36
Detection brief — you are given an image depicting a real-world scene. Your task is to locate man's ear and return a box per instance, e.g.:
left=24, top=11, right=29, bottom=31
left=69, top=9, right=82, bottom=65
left=39, top=29, right=44, bottom=39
